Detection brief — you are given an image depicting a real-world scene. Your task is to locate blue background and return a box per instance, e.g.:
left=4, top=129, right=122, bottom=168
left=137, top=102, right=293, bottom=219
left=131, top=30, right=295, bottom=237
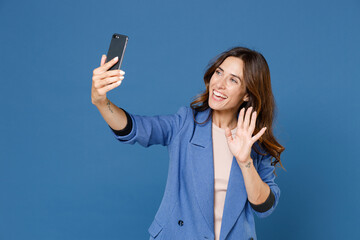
left=0, top=0, right=359, bottom=239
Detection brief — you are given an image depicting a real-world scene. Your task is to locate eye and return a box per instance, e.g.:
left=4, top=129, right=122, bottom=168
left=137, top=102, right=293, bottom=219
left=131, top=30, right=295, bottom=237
left=215, top=70, right=222, bottom=75
left=231, top=78, right=238, bottom=83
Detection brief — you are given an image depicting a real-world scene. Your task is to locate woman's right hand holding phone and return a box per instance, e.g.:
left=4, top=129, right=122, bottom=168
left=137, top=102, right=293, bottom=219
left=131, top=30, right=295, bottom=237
left=91, top=55, right=125, bottom=106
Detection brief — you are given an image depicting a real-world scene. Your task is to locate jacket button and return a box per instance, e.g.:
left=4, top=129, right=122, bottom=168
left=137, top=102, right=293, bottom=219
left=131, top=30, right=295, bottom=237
left=249, top=238, right=254, bottom=240
left=178, top=220, right=184, bottom=226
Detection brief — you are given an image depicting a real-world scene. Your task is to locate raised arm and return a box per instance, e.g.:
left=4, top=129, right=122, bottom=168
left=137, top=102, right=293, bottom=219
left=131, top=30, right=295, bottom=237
left=111, top=106, right=189, bottom=147
left=91, top=54, right=189, bottom=147
left=91, top=55, right=128, bottom=131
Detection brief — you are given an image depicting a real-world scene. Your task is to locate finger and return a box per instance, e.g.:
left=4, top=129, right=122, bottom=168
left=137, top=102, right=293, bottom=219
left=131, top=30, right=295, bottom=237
left=93, top=69, right=125, bottom=82
left=251, top=127, right=267, bottom=143
left=97, top=80, right=122, bottom=95
left=101, top=69, right=124, bottom=79
left=93, top=56, right=118, bottom=75
left=225, top=127, right=233, bottom=142
left=100, top=54, right=106, bottom=66
left=249, top=111, right=257, bottom=134
left=243, top=106, right=253, bottom=129
left=94, top=75, right=124, bottom=89
left=237, top=108, right=245, bottom=128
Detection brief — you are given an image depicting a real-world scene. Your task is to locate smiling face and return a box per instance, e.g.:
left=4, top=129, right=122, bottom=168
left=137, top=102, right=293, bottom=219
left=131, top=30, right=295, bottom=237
left=208, top=56, right=249, bottom=114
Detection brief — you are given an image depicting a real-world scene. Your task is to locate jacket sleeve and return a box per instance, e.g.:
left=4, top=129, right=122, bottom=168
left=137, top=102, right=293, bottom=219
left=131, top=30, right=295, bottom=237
left=251, top=152, right=281, bottom=218
left=110, top=106, right=189, bottom=147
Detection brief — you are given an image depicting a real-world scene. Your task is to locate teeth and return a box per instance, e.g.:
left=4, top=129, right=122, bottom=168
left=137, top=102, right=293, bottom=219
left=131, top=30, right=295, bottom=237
left=213, top=90, right=227, bottom=99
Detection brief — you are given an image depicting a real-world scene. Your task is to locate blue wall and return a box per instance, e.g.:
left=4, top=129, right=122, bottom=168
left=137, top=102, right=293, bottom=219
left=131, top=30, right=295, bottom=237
left=0, top=0, right=359, bottom=239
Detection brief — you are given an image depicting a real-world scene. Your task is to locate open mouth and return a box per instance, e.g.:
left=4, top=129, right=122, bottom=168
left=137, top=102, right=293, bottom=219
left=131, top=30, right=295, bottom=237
left=212, top=89, right=228, bottom=100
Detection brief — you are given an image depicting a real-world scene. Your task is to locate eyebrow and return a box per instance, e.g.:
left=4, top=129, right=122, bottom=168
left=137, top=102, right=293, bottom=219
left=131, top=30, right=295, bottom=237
left=218, top=67, right=241, bottom=80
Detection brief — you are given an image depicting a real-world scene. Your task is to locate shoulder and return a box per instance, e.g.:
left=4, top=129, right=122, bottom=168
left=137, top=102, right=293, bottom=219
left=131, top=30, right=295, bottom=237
left=174, top=106, right=195, bottom=123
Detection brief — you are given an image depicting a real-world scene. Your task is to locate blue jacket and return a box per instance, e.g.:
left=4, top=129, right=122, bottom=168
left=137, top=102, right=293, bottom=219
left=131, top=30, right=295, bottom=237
left=112, top=106, right=280, bottom=240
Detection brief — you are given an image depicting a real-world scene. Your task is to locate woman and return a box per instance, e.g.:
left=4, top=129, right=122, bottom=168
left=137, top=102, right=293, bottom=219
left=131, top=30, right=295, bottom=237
left=91, top=46, right=285, bottom=240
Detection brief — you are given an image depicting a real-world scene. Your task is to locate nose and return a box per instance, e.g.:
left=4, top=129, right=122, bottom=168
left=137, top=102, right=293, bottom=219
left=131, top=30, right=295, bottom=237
left=215, top=77, right=226, bottom=90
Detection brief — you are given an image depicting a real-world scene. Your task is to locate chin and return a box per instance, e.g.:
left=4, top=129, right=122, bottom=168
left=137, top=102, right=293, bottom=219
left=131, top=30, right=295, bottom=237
left=209, top=99, right=240, bottom=114
left=208, top=99, right=225, bottom=111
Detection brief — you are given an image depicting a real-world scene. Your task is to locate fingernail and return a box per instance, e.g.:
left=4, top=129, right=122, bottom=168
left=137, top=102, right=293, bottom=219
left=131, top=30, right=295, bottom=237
left=120, top=70, right=125, bottom=74
left=114, top=56, right=118, bottom=61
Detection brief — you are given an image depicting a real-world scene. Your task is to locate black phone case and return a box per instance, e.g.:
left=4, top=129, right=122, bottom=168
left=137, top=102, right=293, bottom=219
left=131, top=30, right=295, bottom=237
left=106, top=33, right=129, bottom=71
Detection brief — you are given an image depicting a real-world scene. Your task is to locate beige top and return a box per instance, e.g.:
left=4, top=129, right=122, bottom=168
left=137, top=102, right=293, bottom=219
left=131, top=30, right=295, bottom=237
left=212, top=123, right=237, bottom=240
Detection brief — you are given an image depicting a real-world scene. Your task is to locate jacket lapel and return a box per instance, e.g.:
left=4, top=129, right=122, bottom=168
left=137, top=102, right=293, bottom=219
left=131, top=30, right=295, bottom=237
left=188, top=108, right=248, bottom=240
left=219, top=157, right=247, bottom=240
left=188, top=108, right=215, bottom=233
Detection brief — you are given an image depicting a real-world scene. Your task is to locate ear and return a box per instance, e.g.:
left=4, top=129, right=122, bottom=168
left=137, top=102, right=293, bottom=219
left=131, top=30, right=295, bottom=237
left=243, top=93, right=249, bottom=102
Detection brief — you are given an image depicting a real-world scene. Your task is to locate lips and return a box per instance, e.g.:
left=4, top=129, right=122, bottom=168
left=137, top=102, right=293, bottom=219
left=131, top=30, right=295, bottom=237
left=213, top=89, right=228, bottom=99
left=211, top=89, right=228, bottom=102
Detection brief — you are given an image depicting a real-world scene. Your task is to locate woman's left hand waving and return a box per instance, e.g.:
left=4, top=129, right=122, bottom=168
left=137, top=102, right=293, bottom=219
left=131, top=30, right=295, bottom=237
left=225, top=107, right=267, bottom=168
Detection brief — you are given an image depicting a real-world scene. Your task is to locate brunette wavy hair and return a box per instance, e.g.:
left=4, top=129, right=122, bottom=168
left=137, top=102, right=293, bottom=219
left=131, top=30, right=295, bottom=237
left=190, top=46, right=285, bottom=171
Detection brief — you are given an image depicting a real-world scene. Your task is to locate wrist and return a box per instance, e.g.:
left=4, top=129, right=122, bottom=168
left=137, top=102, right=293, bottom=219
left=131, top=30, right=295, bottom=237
left=237, top=157, right=253, bottom=169
left=94, top=98, right=108, bottom=108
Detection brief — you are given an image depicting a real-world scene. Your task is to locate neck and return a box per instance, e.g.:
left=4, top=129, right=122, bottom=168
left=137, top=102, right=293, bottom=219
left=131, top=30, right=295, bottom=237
left=212, top=109, right=238, bottom=130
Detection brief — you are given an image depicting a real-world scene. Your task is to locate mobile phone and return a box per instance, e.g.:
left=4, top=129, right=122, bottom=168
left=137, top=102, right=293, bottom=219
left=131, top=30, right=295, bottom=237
left=106, top=33, right=129, bottom=71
